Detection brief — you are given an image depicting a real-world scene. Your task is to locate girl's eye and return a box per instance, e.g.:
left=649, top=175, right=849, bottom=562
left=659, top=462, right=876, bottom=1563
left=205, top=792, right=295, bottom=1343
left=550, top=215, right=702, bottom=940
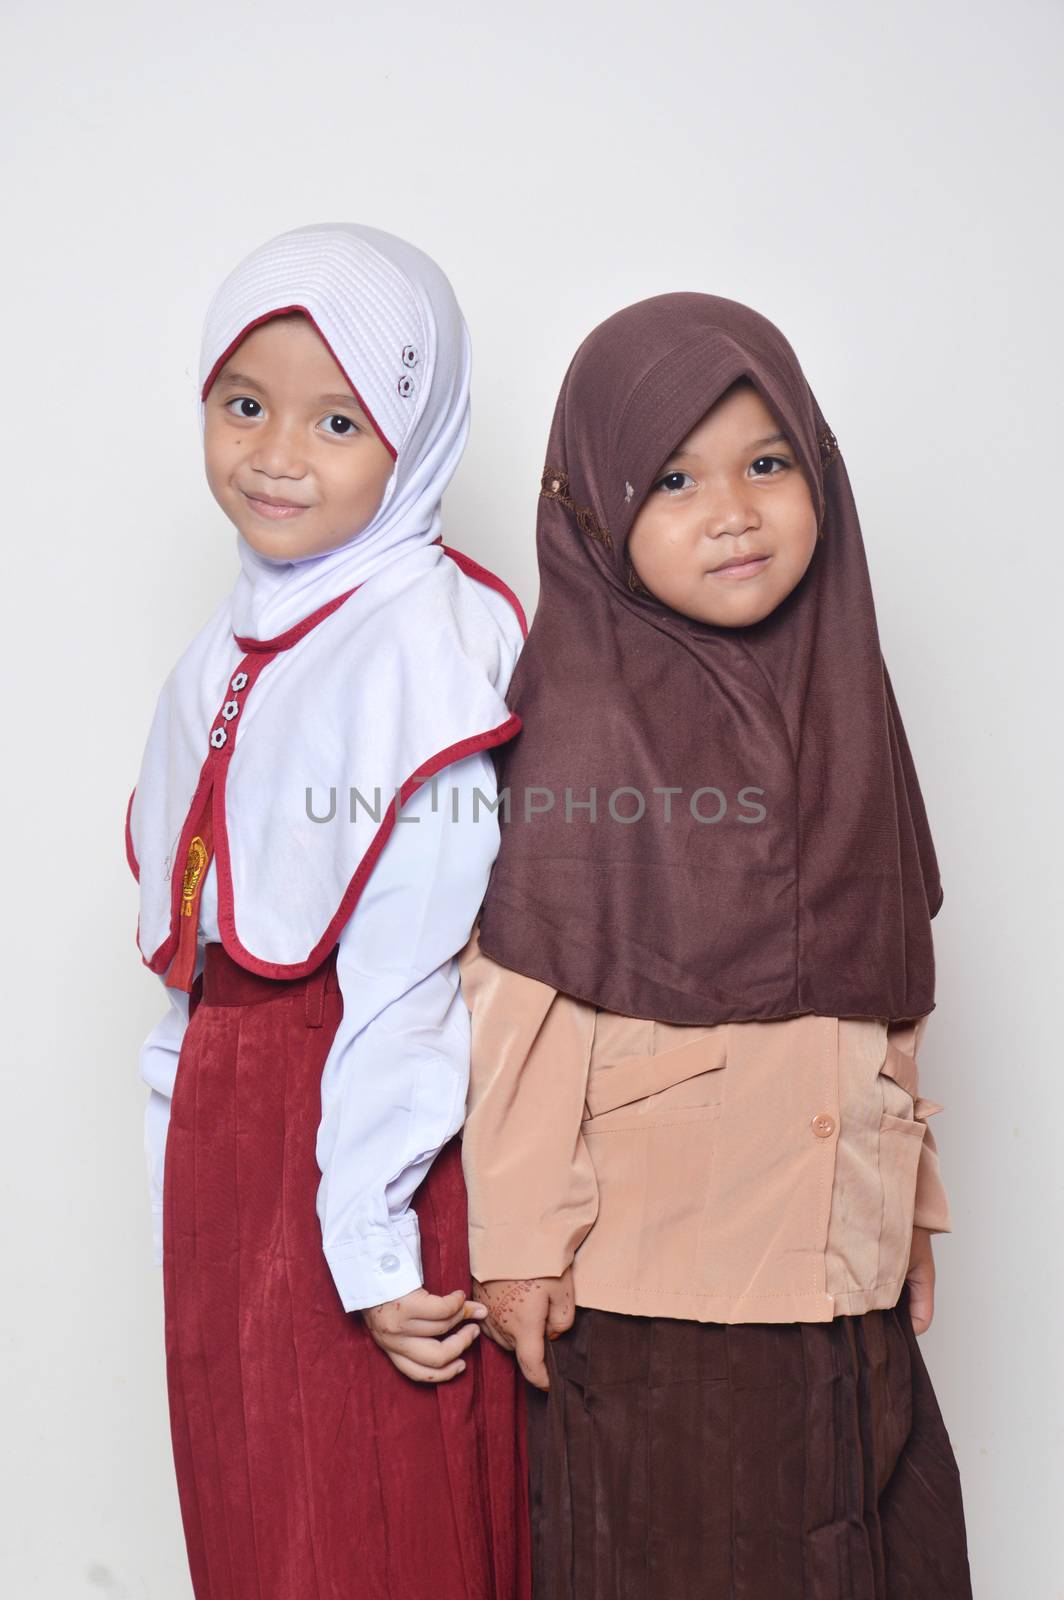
left=321, top=414, right=360, bottom=437
left=226, top=396, right=262, bottom=419
left=653, top=470, right=695, bottom=495
left=750, top=455, right=790, bottom=476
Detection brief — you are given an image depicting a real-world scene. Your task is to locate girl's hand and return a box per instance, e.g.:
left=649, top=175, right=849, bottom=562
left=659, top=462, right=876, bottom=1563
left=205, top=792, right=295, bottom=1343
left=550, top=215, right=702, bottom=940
left=361, top=1287, right=487, bottom=1383
left=905, top=1226, right=936, bottom=1334
left=471, top=1271, right=576, bottom=1390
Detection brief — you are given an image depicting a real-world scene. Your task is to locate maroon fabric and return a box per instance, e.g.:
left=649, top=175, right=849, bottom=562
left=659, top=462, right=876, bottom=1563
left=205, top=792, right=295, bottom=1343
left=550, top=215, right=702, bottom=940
left=162, top=942, right=531, bottom=1600
left=477, top=294, right=942, bottom=1025
left=527, top=1286, right=972, bottom=1599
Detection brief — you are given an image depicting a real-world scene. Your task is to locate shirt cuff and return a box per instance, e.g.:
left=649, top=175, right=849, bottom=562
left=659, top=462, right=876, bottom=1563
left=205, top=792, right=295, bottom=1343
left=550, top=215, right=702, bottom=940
left=913, top=1106, right=952, bottom=1233
left=324, top=1214, right=425, bottom=1312
left=913, top=1152, right=953, bottom=1232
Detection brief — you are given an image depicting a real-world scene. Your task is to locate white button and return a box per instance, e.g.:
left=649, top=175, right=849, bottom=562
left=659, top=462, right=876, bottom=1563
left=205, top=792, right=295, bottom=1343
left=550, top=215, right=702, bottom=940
left=231, top=672, right=248, bottom=691
left=222, top=700, right=239, bottom=721
left=379, top=1253, right=401, bottom=1273
left=210, top=727, right=227, bottom=749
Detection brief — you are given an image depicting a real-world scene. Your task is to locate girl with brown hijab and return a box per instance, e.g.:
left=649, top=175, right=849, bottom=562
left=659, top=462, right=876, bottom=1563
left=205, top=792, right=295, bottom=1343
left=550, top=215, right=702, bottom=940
left=458, top=294, right=973, bottom=1597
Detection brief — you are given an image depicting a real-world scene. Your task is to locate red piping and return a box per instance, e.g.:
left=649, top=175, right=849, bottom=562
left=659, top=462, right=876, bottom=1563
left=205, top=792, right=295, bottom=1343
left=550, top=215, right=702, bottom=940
left=440, top=544, right=529, bottom=639
left=124, top=787, right=140, bottom=881
left=234, top=584, right=360, bottom=652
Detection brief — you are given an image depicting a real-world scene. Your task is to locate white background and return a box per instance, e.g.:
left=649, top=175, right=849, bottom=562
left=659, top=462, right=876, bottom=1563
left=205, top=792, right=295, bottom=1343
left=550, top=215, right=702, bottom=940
left=2, top=0, right=1061, bottom=1593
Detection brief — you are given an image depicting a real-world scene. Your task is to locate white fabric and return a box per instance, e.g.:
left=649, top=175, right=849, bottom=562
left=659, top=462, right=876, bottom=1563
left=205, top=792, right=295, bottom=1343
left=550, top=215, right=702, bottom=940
left=128, top=222, right=524, bottom=972
left=140, top=753, right=501, bottom=1309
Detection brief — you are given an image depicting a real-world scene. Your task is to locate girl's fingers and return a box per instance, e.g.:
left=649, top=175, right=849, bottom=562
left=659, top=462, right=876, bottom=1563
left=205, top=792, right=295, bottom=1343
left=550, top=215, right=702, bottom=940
left=514, top=1325, right=549, bottom=1391
left=383, top=1323, right=481, bottom=1369
left=400, top=1299, right=487, bottom=1337
left=388, top=1350, right=469, bottom=1385
left=406, top=1287, right=468, bottom=1322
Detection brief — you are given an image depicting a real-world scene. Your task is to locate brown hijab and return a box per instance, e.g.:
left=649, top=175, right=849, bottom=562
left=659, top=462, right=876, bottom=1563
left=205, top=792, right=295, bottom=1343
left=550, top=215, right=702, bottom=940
left=477, top=293, right=942, bottom=1025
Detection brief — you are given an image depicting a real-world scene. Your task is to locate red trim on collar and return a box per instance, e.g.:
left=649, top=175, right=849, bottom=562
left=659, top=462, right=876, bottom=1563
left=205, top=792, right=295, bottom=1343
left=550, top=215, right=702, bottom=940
left=439, top=543, right=529, bottom=639
left=234, top=584, right=361, bottom=652
left=200, top=305, right=397, bottom=460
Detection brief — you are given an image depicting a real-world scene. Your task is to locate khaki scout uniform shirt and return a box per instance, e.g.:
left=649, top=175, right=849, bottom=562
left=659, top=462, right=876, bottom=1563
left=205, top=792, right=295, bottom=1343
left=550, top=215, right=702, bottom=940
left=459, top=926, right=950, bottom=1323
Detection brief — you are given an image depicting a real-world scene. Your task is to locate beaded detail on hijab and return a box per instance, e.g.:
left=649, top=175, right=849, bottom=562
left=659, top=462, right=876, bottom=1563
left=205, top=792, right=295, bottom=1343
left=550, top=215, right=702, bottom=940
left=540, top=465, right=613, bottom=551
left=818, top=426, right=839, bottom=468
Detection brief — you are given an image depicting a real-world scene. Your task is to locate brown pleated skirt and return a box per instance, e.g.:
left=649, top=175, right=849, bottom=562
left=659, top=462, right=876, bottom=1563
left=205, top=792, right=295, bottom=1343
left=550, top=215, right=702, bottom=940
left=526, top=1288, right=972, bottom=1600
left=163, top=942, right=531, bottom=1600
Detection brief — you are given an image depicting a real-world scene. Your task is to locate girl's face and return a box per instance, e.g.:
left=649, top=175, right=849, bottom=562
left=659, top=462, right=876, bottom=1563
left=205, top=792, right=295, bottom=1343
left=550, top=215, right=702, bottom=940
left=203, top=312, right=395, bottom=561
left=626, top=380, right=818, bottom=627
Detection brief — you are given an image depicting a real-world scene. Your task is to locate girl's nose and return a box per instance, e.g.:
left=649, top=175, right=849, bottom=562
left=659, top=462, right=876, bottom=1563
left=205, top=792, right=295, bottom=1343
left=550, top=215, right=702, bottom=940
left=704, top=490, right=757, bottom=538
left=249, top=418, right=307, bottom=480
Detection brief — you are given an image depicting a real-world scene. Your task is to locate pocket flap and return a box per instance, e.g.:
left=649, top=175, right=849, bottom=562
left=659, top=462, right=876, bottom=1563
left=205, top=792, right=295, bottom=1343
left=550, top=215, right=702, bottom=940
left=914, top=1096, right=944, bottom=1121
left=585, top=1030, right=728, bottom=1119
left=879, top=1040, right=919, bottom=1102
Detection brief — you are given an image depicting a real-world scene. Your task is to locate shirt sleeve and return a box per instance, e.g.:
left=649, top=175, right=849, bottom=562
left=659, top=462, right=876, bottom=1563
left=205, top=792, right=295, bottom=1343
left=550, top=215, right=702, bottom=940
left=315, top=750, right=502, bottom=1312
left=138, top=947, right=204, bottom=1266
left=458, top=924, right=600, bottom=1282
left=892, top=1013, right=952, bottom=1235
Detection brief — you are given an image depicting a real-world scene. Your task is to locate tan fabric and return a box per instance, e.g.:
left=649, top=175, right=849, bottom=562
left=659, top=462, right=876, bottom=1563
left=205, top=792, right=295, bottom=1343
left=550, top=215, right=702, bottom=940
left=458, top=925, right=951, bottom=1325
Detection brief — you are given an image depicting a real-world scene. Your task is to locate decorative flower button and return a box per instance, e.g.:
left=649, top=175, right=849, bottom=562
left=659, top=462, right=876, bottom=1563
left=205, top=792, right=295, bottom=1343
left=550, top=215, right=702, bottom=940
left=810, top=1112, right=836, bottom=1139
left=397, top=374, right=415, bottom=399
left=222, top=700, right=240, bottom=721
left=231, top=672, right=248, bottom=692
left=379, top=1253, right=401, bottom=1273
left=210, top=727, right=227, bottom=749
left=401, top=344, right=418, bottom=368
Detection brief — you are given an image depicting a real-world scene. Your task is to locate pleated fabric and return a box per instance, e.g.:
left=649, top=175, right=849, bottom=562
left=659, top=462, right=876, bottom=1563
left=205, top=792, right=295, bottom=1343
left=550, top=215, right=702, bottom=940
left=526, top=1287, right=972, bottom=1600
left=162, top=943, right=531, bottom=1600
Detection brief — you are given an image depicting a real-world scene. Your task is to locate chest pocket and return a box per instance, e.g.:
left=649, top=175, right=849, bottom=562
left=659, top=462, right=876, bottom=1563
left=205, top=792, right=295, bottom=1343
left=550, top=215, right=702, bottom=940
left=582, top=1015, right=728, bottom=1132
left=877, top=1037, right=944, bottom=1126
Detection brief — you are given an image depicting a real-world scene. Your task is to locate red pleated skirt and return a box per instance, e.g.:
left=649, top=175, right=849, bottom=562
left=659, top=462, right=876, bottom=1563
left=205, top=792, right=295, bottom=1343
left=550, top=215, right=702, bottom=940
left=527, top=1292, right=972, bottom=1599
left=162, top=942, right=531, bottom=1600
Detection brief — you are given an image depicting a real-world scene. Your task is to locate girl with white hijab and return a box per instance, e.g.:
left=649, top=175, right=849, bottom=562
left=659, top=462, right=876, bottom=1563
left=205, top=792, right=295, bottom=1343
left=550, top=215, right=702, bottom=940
left=126, top=223, right=531, bottom=1599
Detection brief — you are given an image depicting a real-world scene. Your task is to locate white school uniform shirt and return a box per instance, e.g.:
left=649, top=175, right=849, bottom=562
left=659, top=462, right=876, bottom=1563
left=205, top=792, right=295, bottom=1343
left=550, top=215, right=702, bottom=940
left=139, top=749, right=499, bottom=1311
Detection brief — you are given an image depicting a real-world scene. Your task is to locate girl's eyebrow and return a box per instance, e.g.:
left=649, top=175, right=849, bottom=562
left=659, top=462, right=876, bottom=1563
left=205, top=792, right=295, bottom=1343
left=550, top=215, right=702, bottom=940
left=216, top=369, right=263, bottom=390
left=216, top=370, right=364, bottom=412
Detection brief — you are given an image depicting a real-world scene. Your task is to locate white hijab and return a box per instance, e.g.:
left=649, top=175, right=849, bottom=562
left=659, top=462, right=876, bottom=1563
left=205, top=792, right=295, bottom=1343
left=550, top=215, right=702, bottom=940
left=128, top=223, right=525, bottom=976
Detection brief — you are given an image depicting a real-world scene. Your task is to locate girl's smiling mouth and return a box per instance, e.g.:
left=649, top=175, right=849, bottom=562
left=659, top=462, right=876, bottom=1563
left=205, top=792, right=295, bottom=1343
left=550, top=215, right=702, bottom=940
left=710, top=553, right=772, bottom=579
left=241, top=489, right=312, bottom=519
